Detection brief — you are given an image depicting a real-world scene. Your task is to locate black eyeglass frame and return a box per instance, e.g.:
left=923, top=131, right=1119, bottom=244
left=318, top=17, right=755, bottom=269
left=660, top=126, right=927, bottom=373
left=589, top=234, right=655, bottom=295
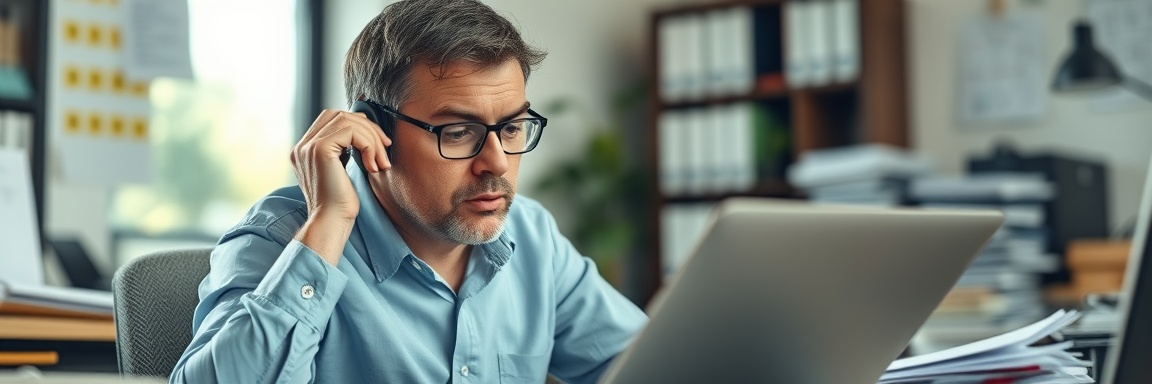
left=366, top=99, right=548, bottom=160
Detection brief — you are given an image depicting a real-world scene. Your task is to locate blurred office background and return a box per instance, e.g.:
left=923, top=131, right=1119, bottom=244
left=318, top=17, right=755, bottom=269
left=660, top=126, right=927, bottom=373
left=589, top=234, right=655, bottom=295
left=3, top=0, right=1151, bottom=360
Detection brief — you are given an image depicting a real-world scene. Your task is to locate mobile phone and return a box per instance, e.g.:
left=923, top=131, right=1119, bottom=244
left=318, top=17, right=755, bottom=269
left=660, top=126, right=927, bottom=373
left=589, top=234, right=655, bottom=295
left=341, top=100, right=394, bottom=168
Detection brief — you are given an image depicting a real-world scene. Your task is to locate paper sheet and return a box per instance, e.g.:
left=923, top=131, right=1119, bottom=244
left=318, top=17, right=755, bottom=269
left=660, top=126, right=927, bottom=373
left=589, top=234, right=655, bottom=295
left=1087, top=0, right=1152, bottom=112
left=956, top=11, right=1048, bottom=124
left=0, top=148, right=42, bottom=287
left=0, top=281, right=113, bottom=315
left=123, top=0, right=193, bottom=79
left=887, top=310, right=1079, bottom=371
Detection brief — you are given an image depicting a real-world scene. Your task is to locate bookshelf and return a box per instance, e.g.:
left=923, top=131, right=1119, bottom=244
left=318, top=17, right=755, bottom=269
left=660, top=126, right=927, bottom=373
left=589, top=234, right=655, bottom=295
left=643, top=0, right=908, bottom=302
left=0, top=0, right=48, bottom=242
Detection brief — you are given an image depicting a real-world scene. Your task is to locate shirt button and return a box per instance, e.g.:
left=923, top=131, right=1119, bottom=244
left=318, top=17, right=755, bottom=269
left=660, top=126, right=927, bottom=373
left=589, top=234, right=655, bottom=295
left=460, top=365, right=469, bottom=377
left=300, top=284, right=315, bottom=299
left=410, top=260, right=422, bottom=270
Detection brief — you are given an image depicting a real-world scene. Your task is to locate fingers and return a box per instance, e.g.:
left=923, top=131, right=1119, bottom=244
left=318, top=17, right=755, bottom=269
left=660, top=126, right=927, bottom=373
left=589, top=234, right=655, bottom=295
left=299, top=109, right=392, bottom=173
left=349, top=111, right=393, bottom=171
left=315, top=125, right=385, bottom=172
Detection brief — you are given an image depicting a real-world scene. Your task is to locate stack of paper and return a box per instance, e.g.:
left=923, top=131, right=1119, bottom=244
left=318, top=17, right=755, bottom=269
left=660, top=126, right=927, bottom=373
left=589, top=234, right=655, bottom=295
left=787, top=144, right=932, bottom=206
left=0, top=281, right=113, bottom=318
left=911, top=173, right=1058, bottom=350
left=881, top=310, right=1093, bottom=383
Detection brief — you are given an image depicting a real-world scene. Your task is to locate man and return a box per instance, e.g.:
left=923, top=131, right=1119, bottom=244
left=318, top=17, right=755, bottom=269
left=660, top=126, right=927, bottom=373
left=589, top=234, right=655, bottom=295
left=170, top=0, right=647, bottom=382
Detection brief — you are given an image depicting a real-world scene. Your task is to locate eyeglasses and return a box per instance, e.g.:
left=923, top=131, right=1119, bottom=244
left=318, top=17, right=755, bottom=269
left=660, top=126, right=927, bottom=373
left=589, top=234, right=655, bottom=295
left=368, top=100, right=547, bottom=160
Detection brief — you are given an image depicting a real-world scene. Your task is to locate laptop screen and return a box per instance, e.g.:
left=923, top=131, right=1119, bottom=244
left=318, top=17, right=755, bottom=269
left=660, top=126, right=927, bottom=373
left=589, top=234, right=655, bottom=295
left=1105, top=156, right=1152, bottom=384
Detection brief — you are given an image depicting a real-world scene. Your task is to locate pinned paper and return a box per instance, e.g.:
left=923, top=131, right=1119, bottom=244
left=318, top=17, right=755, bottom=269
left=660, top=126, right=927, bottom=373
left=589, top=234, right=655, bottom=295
left=1087, top=0, right=1152, bottom=112
left=0, top=148, right=43, bottom=287
left=123, top=0, right=193, bottom=80
left=956, top=10, right=1048, bottom=124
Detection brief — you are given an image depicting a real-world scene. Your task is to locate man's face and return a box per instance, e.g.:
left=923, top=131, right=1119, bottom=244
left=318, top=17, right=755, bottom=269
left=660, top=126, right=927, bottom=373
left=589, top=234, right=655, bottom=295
left=376, top=59, right=526, bottom=245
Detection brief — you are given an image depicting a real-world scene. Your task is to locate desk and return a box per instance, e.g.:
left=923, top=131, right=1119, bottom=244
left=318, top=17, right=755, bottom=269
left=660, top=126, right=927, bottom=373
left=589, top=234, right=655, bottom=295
left=0, top=315, right=117, bottom=373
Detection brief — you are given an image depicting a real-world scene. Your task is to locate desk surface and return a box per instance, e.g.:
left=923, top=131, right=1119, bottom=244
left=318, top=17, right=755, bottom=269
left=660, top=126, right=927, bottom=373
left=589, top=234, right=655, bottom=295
left=0, top=316, right=115, bottom=342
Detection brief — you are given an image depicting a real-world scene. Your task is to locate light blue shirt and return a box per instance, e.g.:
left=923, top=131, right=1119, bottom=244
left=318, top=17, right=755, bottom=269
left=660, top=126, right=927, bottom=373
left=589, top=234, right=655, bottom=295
left=170, top=162, right=647, bottom=383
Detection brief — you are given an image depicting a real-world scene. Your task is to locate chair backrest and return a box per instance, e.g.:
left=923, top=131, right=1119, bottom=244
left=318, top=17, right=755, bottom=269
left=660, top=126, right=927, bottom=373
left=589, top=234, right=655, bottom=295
left=112, top=248, right=212, bottom=378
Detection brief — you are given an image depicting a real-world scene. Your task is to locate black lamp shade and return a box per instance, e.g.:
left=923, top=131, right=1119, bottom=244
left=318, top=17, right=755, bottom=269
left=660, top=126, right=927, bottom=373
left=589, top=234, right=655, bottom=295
left=1051, top=21, right=1123, bottom=93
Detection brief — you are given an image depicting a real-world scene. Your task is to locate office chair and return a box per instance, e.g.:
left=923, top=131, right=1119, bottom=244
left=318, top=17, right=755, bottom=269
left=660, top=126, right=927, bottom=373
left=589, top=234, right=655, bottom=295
left=112, top=248, right=213, bottom=378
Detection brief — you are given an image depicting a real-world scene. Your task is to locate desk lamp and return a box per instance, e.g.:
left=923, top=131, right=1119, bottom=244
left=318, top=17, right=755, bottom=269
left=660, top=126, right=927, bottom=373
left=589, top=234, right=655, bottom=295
left=1051, top=20, right=1152, bottom=101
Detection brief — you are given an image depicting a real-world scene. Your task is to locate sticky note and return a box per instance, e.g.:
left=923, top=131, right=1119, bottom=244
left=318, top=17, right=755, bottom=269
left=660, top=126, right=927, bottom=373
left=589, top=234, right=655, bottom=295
left=131, top=118, right=148, bottom=140
left=111, top=70, right=126, bottom=93
left=64, top=111, right=82, bottom=134
left=88, top=113, right=103, bottom=136
left=64, top=21, right=81, bottom=43
left=87, top=23, right=102, bottom=47
left=131, top=81, right=149, bottom=98
left=87, top=68, right=103, bottom=91
left=64, top=66, right=81, bottom=89
left=109, top=27, right=121, bottom=51
left=110, top=115, right=125, bottom=137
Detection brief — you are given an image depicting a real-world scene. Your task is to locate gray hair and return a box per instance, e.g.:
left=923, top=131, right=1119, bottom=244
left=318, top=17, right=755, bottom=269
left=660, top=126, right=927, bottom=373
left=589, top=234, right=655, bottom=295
left=343, top=0, right=547, bottom=108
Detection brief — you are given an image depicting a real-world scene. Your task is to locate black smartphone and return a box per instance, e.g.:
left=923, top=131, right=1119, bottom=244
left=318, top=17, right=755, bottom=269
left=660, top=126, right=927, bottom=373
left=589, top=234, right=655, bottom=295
left=341, top=100, right=393, bottom=171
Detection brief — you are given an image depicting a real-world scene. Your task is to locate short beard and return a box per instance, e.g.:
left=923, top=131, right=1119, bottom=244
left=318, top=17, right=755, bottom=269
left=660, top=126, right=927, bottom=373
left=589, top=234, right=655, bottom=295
left=390, top=172, right=515, bottom=245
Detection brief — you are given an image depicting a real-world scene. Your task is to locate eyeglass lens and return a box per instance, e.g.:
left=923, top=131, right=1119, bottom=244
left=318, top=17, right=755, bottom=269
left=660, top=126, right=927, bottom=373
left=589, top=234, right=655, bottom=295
left=439, top=119, right=543, bottom=159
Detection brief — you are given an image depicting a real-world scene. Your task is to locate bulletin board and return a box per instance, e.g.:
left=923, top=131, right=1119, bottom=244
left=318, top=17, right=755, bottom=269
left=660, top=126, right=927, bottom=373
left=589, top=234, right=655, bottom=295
left=48, top=0, right=152, bottom=184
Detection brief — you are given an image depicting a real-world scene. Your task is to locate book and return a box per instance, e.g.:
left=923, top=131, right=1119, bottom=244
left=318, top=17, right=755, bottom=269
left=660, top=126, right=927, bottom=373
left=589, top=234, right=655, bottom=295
left=883, top=310, right=1093, bottom=383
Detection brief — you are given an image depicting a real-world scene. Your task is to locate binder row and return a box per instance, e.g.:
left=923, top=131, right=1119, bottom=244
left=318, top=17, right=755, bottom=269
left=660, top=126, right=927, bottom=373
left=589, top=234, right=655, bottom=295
left=0, top=110, right=34, bottom=151
left=657, top=102, right=788, bottom=197
left=784, top=0, right=860, bottom=88
left=660, top=202, right=716, bottom=279
left=656, top=0, right=860, bottom=103
left=658, top=6, right=756, bottom=102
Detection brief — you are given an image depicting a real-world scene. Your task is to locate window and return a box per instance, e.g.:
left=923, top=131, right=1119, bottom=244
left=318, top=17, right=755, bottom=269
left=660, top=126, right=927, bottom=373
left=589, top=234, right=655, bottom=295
left=110, top=0, right=307, bottom=261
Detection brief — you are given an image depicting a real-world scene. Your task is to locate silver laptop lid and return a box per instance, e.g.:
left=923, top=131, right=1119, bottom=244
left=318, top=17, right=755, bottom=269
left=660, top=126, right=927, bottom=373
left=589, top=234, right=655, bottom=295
left=602, top=198, right=1003, bottom=383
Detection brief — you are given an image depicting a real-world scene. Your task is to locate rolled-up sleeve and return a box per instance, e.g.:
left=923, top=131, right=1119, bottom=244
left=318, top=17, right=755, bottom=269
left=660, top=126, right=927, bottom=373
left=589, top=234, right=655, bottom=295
left=170, top=202, right=348, bottom=384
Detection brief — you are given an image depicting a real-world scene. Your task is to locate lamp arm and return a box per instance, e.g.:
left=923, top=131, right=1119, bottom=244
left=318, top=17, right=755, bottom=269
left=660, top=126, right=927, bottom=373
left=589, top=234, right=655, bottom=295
left=1123, top=76, right=1152, bottom=102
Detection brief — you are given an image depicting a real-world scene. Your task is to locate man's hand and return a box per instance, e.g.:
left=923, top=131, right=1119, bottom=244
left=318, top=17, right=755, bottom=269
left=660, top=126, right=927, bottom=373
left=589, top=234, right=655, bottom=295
left=290, top=109, right=391, bottom=265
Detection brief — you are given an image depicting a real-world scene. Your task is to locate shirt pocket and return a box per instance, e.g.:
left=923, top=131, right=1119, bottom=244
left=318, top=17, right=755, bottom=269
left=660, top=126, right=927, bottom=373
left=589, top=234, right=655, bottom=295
left=498, top=353, right=549, bottom=384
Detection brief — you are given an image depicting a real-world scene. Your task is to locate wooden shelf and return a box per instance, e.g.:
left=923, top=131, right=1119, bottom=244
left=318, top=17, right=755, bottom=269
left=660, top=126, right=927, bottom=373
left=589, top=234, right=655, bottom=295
left=654, top=0, right=784, bottom=18
left=0, top=351, right=58, bottom=366
left=663, top=180, right=798, bottom=204
left=0, top=97, right=37, bottom=112
left=659, top=81, right=858, bottom=111
left=659, top=88, right=788, bottom=110
left=0, top=315, right=116, bottom=342
left=641, top=0, right=909, bottom=304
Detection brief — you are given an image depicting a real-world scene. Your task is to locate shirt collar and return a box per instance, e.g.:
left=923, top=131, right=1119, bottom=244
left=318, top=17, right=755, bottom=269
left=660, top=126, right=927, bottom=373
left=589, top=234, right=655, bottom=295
left=345, top=158, right=515, bottom=283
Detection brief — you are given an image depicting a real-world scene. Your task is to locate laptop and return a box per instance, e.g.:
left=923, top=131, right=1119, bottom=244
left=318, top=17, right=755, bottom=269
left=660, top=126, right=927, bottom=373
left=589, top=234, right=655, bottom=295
left=1100, top=154, right=1152, bottom=384
left=601, top=198, right=1004, bottom=383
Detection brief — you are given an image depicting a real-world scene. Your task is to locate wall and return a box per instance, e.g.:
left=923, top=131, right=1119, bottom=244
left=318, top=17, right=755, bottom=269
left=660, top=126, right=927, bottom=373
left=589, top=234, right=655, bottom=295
left=908, top=0, right=1152, bottom=231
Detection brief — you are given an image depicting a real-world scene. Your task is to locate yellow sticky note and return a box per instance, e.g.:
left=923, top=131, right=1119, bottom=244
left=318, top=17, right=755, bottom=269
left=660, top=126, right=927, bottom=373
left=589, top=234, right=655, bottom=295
left=110, top=115, right=126, bottom=137
left=87, top=24, right=102, bottom=47
left=64, top=21, right=82, bottom=44
left=131, top=118, right=148, bottom=140
left=88, top=113, right=103, bottom=136
left=111, top=70, right=126, bottom=93
left=64, top=66, right=81, bottom=89
left=131, top=81, right=149, bottom=98
left=88, top=68, right=103, bottom=91
left=108, top=27, right=122, bottom=51
left=64, top=111, right=82, bottom=134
